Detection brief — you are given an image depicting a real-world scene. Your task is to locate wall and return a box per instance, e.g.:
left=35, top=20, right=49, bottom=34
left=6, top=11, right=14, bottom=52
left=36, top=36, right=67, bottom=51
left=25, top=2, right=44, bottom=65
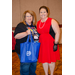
left=12, top=0, right=62, bottom=44
left=12, top=0, right=62, bottom=26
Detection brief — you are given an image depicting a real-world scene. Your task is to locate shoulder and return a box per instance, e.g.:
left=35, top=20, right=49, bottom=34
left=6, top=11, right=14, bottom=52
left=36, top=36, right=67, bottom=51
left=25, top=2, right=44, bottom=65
left=17, top=22, right=25, bottom=27
left=51, top=19, right=60, bottom=33
left=48, top=17, right=52, bottom=20
left=15, top=22, right=27, bottom=31
left=15, top=22, right=27, bottom=29
left=48, top=17, right=57, bottom=23
left=51, top=19, right=58, bottom=25
left=52, top=19, right=56, bottom=22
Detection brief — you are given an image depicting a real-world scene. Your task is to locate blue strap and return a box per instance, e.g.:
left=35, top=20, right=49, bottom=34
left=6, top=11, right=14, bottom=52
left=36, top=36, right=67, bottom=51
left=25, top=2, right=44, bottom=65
left=26, top=33, right=34, bottom=43
left=26, top=35, right=30, bottom=43
left=30, top=32, right=34, bottom=42
left=26, top=22, right=33, bottom=27
left=26, top=22, right=35, bottom=33
left=26, top=22, right=34, bottom=42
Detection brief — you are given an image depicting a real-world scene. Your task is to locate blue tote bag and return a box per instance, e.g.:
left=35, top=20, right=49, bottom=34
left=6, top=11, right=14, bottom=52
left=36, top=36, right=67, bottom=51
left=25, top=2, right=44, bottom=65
left=20, top=34, right=40, bottom=63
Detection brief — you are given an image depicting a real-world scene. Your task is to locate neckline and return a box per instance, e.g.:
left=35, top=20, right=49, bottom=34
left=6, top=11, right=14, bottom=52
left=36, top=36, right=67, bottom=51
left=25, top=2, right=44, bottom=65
left=26, top=22, right=33, bottom=27
left=39, top=18, right=48, bottom=29
left=40, top=17, right=48, bottom=23
left=27, top=24, right=33, bottom=27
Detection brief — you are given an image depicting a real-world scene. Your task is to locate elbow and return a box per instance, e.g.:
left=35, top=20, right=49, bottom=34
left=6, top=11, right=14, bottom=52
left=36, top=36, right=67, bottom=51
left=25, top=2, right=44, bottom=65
left=56, top=29, right=60, bottom=35
left=58, top=31, right=60, bottom=37
left=59, top=29, right=60, bottom=36
left=57, top=28, right=60, bottom=36
left=56, top=30, right=60, bottom=37
left=14, top=35, right=17, bottom=39
left=14, top=34, right=18, bottom=39
left=58, top=29, right=60, bottom=36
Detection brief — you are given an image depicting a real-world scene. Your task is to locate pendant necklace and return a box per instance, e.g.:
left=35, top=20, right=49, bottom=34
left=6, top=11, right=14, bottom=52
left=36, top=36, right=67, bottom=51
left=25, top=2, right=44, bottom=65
left=39, top=18, right=47, bottom=29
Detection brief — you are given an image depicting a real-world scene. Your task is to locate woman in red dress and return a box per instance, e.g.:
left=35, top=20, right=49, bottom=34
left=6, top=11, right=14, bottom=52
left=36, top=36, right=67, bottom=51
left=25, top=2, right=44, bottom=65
left=37, top=6, right=60, bottom=75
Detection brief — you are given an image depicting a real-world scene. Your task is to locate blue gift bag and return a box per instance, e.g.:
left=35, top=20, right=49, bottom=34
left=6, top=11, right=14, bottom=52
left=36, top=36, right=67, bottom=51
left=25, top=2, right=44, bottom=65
left=20, top=34, right=40, bottom=63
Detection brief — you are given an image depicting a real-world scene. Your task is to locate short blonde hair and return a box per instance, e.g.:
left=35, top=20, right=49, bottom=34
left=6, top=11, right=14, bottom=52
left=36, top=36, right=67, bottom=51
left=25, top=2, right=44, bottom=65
left=22, top=10, right=36, bottom=26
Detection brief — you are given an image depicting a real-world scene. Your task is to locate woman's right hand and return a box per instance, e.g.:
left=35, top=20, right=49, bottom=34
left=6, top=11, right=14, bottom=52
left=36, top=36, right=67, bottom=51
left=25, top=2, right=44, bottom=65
left=26, top=30, right=31, bottom=35
left=14, top=29, right=31, bottom=39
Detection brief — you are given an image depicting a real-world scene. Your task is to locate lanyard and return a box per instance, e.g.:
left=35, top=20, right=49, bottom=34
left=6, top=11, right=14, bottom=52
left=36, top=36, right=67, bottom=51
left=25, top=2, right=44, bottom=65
left=26, top=22, right=33, bottom=27
left=26, top=22, right=35, bottom=33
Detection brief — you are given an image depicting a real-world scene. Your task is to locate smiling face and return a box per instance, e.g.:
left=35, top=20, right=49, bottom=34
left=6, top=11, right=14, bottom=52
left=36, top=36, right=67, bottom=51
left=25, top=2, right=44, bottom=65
left=25, top=12, right=33, bottom=25
left=39, top=8, right=48, bottom=19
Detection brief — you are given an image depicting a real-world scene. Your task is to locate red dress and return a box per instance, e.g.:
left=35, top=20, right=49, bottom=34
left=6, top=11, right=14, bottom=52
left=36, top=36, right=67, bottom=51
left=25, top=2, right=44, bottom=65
left=37, top=17, right=60, bottom=63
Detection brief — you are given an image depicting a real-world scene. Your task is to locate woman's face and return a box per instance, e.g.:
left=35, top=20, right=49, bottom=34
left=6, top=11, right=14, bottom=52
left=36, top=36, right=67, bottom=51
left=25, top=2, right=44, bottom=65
left=25, top=12, right=33, bottom=24
left=39, top=8, right=48, bottom=19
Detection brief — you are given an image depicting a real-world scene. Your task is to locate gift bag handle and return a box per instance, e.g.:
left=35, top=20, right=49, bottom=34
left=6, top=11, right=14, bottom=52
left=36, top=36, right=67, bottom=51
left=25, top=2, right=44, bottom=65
left=26, top=31, right=34, bottom=43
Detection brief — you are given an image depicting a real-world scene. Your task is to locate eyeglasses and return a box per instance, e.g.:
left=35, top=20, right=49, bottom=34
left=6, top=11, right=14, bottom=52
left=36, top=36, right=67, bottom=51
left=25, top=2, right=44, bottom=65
left=25, top=16, right=32, bottom=17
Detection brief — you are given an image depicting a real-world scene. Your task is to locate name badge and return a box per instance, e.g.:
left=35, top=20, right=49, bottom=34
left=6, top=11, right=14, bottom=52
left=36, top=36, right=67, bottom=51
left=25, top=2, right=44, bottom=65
left=34, top=35, right=38, bottom=39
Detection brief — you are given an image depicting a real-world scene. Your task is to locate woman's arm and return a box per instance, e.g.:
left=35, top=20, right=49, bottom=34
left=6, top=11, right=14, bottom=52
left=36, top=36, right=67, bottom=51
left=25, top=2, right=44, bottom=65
left=51, top=19, right=60, bottom=44
left=14, top=30, right=31, bottom=39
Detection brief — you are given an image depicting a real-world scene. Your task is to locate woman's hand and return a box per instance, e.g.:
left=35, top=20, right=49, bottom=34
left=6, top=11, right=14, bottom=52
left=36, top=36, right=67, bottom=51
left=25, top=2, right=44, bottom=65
left=26, top=29, right=31, bottom=35
left=53, top=43, right=58, bottom=51
left=14, top=30, right=31, bottom=39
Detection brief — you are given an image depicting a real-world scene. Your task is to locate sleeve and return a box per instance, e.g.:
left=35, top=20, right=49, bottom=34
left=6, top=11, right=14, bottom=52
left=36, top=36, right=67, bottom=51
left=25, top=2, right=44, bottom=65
left=14, top=23, right=27, bottom=37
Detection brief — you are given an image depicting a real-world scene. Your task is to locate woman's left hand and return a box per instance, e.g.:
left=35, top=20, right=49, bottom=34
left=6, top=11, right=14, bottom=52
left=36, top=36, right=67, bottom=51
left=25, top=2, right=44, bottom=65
left=51, top=19, right=60, bottom=44
left=53, top=43, right=58, bottom=51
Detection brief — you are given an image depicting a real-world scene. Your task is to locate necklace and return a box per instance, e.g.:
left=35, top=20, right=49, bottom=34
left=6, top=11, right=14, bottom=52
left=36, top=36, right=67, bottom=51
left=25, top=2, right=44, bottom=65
left=39, top=18, right=48, bottom=29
